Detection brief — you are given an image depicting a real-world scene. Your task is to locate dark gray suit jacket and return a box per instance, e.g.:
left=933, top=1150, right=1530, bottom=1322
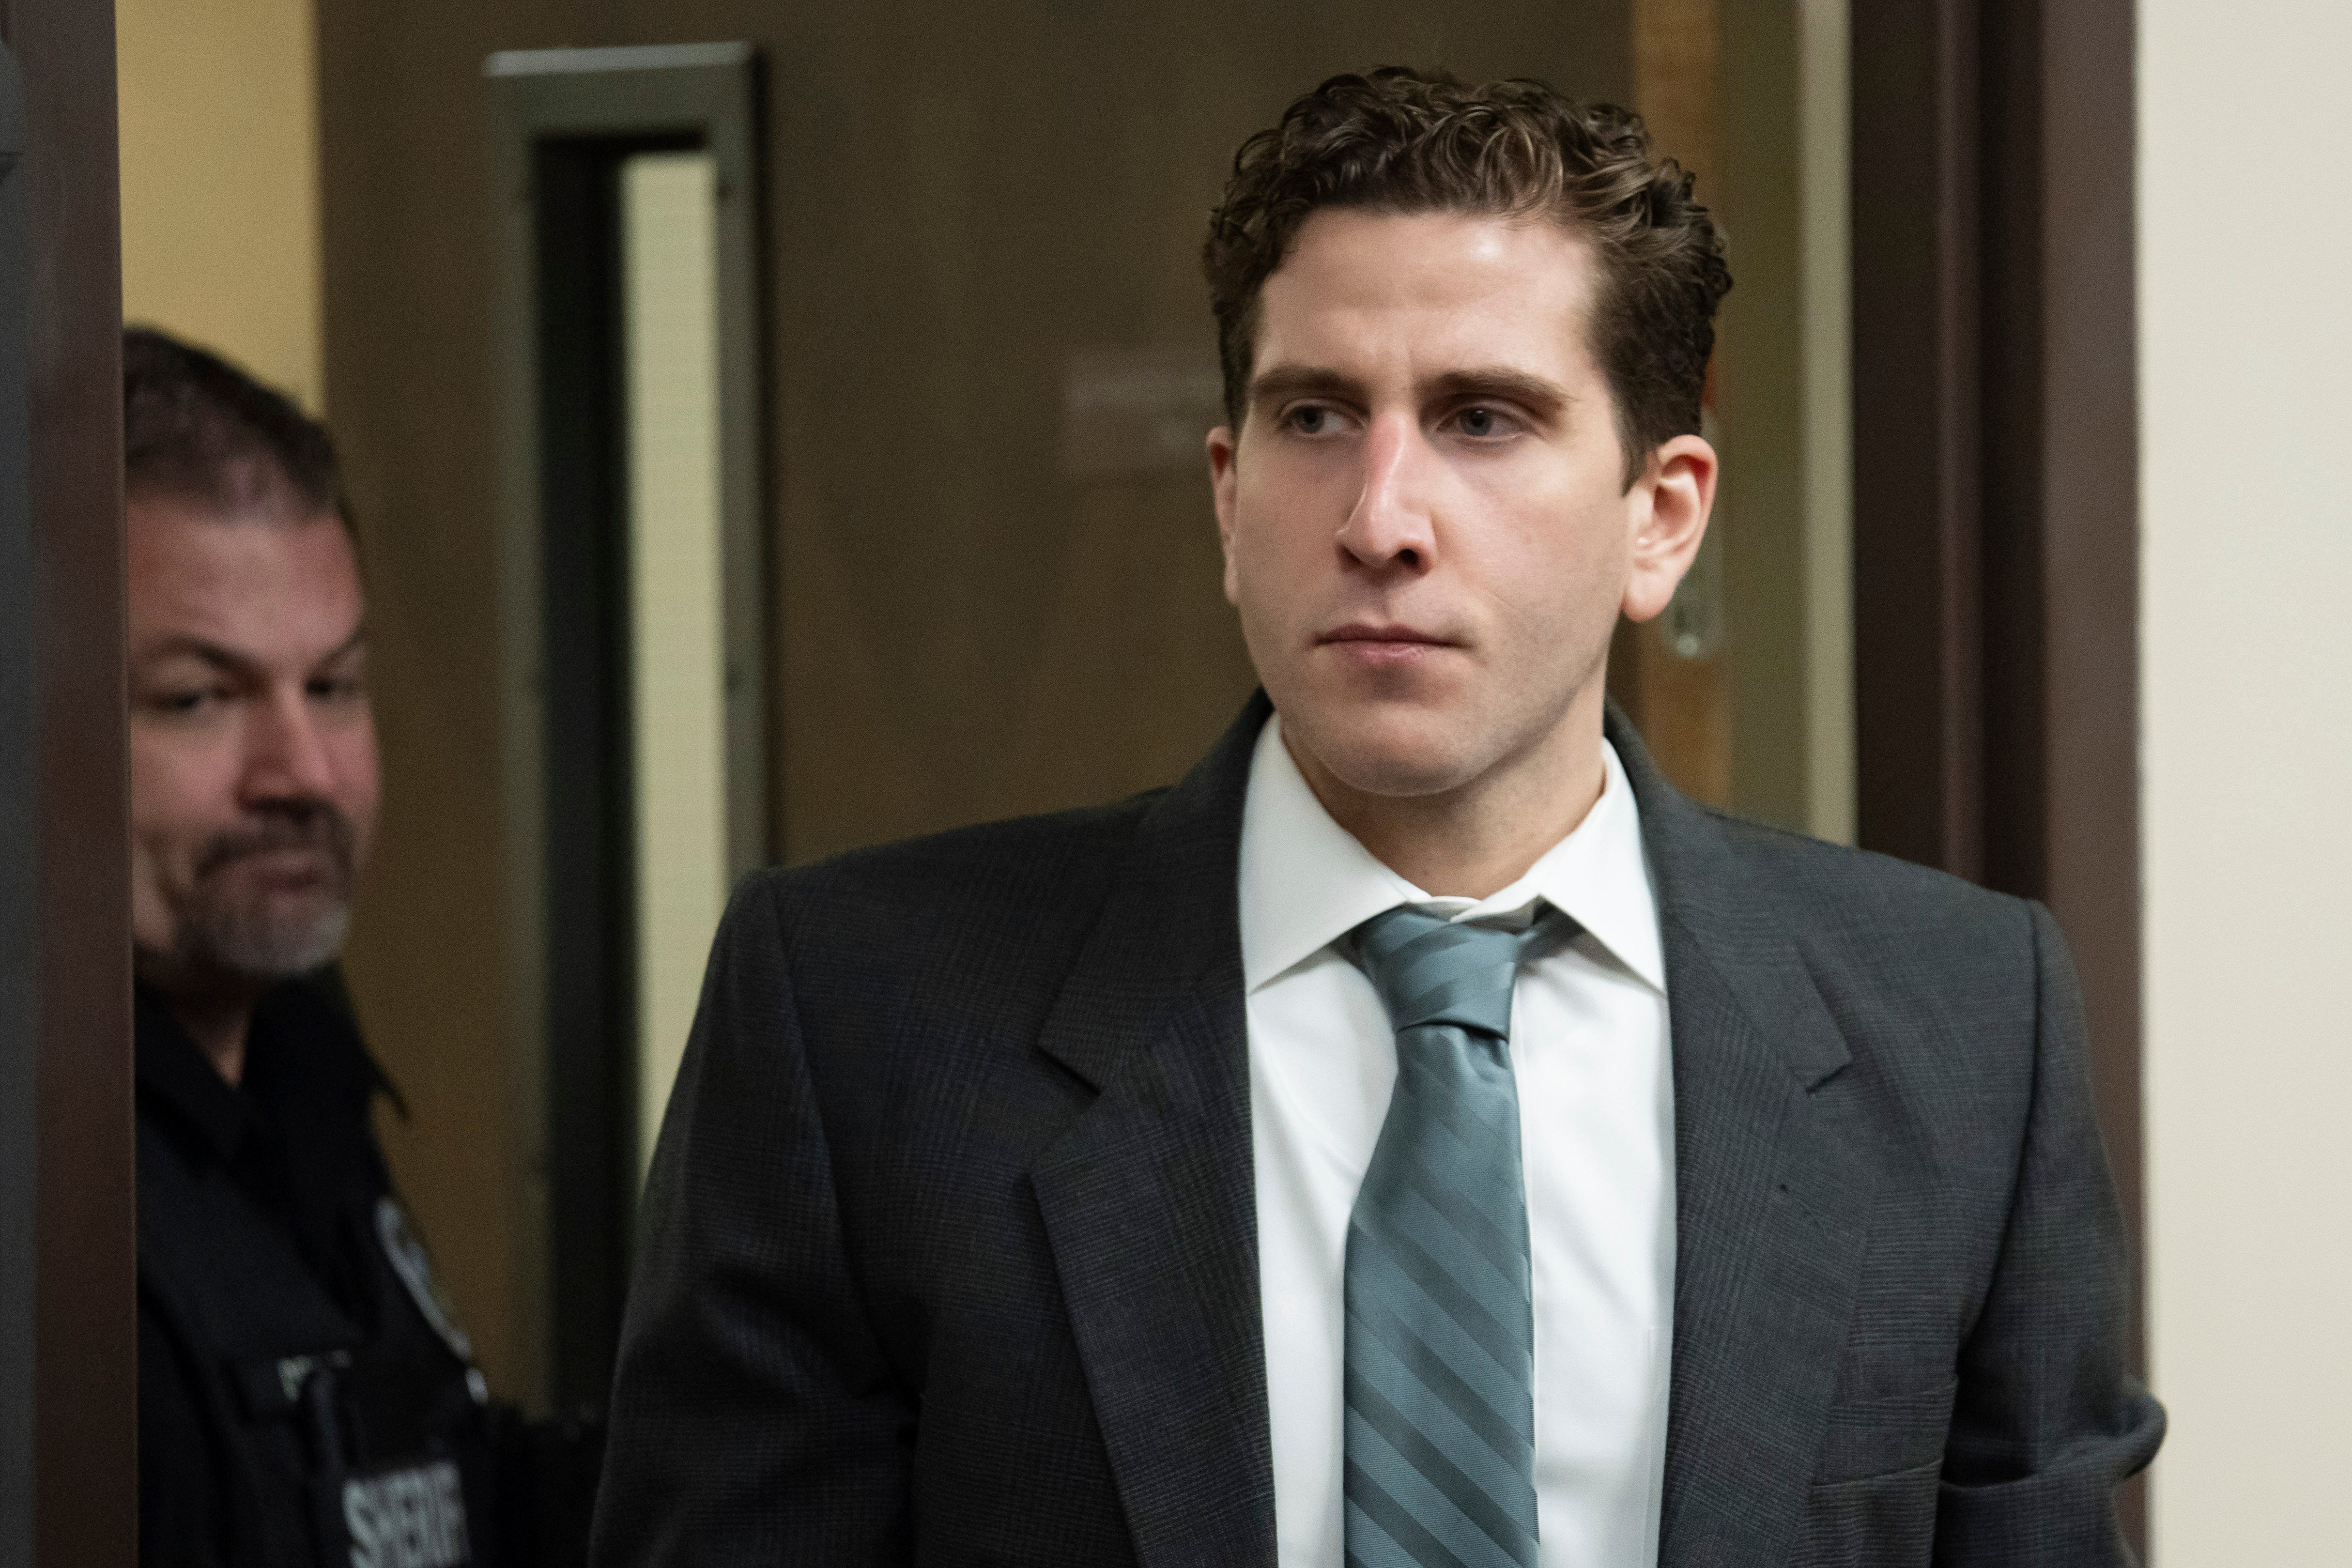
left=591, top=694, right=2162, bottom=1567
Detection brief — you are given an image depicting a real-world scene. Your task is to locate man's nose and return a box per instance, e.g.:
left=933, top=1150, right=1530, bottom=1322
left=242, top=685, right=339, bottom=803
left=1335, top=411, right=1437, bottom=571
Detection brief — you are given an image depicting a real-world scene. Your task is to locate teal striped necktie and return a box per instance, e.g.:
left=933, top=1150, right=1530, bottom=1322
left=1342, top=903, right=1565, bottom=1568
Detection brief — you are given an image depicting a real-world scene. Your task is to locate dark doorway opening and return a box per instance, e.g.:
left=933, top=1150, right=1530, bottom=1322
left=530, top=124, right=706, bottom=1420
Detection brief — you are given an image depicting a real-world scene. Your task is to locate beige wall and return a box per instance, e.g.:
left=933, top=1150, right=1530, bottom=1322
left=2141, top=1, right=2352, bottom=1559
left=117, top=0, right=323, bottom=410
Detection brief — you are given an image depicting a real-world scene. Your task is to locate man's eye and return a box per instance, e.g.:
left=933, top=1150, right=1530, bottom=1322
left=310, top=676, right=367, bottom=704
left=1286, top=406, right=1334, bottom=436
left=1456, top=406, right=1510, bottom=438
left=149, top=687, right=225, bottom=717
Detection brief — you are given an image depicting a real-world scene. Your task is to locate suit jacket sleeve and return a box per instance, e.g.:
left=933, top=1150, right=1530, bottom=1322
left=590, top=875, right=913, bottom=1566
left=1934, top=901, right=2164, bottom=1564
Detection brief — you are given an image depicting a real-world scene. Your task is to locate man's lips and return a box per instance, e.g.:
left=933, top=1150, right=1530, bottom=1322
left=1321, top=623, right=1454, bottom=645
left=1317, top=623, right=1459, bottom=665
left=208, top=845, right=339, bottom=889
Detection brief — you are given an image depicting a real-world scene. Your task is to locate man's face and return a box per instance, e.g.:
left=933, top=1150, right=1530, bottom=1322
left=1209, top=208, right=1711, bottom=804
left=126, top=493, right=378, bottom=997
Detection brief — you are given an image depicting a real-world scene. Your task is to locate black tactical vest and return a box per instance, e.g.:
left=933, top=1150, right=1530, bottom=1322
left=136, top=982, right=499, bottom=1568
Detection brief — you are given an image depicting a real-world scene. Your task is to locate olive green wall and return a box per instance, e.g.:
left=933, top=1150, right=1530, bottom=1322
left=319, top=1, right=1629, bottom=1406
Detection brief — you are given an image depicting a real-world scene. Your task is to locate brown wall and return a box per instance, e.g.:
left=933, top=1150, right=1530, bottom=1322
left=319, top=2, right=1629, bottom=1403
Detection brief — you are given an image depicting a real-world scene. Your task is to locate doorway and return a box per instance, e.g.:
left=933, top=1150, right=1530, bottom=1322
left=487, top=42, right=769, bottom=1415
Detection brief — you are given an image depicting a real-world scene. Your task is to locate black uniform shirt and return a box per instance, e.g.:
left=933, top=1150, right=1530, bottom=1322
left=137, top=978, right=488, bottom=1568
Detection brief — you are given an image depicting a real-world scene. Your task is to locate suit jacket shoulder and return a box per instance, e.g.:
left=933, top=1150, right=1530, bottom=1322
left=1630, top=786, right=2057, bottom=1232
left=1691, top=801, right=2043, bottom=1025
left=1693, top=802, right=2034, bottom=956
left=751, top=790, right=1163, bottom=1038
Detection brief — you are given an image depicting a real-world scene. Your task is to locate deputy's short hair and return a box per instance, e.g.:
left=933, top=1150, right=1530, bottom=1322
left=123, top=326, right=346, bottom=523
left=1203, top=67, right=1731, bottom=486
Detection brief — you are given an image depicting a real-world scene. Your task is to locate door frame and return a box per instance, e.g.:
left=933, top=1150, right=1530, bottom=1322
left=1849, top=0, right=2145, bottom=1547
left=486, top=40, right=768, bottom=1415
left=0, top=1, right=132, bottom=1562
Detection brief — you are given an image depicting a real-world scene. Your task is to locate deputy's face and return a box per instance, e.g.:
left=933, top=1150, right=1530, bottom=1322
left=1209, top=209, right=1701, bottom=804
left=126, top=494, right=378, bottom=995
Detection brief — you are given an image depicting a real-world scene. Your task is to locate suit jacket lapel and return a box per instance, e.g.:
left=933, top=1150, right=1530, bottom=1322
left=1031, top=692, right=1278, bottom=1568
left=1606, top=711, right=1876, bottom=1568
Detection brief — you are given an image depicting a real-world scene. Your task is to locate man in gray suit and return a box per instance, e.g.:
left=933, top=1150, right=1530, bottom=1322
left=593, top=68, right=2161, bottom=1567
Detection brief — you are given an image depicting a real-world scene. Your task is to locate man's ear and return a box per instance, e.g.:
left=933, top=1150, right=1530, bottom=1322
left=1621, top=431, right=1717, bottom=623
left=1207, top=424, right=1241, bottom=605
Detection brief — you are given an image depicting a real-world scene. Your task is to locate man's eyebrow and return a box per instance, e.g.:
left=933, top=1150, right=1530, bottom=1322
left=1427, top=367, right=1572, bottom=413
left=130, top=625, right=368, bottom=675
left=1247, top=365, right=1365, bottom=408
left=129, top=636, right=261, bottom=676
left=1246, top=364, right=1574, bottom=414
left=318, top=624, right=369, bottom=665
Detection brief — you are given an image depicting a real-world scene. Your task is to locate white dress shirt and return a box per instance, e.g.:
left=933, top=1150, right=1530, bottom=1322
left=1241, top=713, right=1676, bottom=1568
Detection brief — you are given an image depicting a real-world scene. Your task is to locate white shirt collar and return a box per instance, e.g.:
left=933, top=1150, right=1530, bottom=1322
left=1237, top=711, right=1665, bottom=996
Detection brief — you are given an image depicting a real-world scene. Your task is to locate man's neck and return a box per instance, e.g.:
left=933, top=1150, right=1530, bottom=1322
left=137, top=953, right=261, bottom=1085
left=1285, top=702, right=1608, bottom=900
left=174, top=996, right=255, bottom=1086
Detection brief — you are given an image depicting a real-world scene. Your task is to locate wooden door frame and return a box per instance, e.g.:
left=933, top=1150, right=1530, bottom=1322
left=0, top=0, right=132, bottom=1563
left=1849, top=0, right=2145, bottom=1549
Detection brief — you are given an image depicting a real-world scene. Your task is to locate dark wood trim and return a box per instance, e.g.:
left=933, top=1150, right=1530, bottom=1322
left=1852, top=0, right=2145, bottom=1552
left=0, top=30, right=33, bottom=1566
left=1851, top=0, right=1983, bottom=880
left=2014, top=0, right=2142, bottom=1345
left=0, top=0, right=131, bottom=1561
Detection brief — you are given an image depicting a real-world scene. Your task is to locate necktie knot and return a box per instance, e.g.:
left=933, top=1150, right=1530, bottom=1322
left=1350, top=903, right=1567, bottom=1038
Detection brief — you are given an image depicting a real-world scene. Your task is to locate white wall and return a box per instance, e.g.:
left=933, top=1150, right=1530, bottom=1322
left=2141, top=3, right=2352, bottom=1560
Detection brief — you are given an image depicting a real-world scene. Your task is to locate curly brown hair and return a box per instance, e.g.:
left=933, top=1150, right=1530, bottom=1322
left=1203, top=67, right=1731, bottom=487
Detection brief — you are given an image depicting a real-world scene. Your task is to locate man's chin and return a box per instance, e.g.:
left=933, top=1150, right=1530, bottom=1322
left=147, top=895, right=353, bottom=993
left=1282, top=706, right=1489, bottom=801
